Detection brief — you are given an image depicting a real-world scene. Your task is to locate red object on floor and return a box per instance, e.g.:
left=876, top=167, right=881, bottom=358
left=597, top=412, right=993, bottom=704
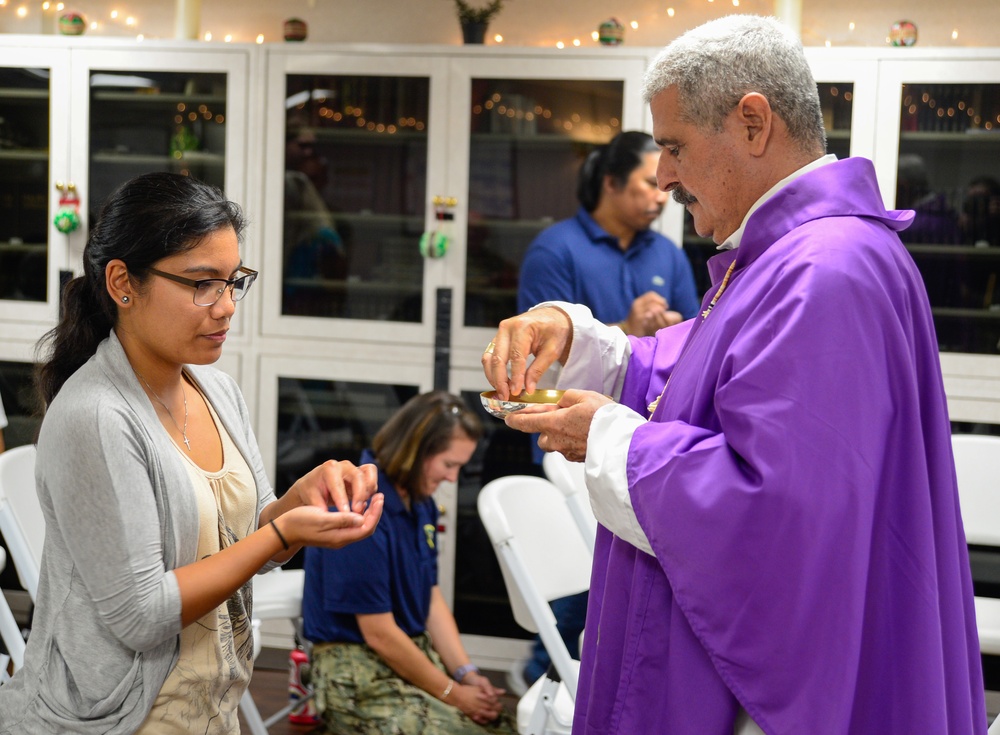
left=288, top=647, right=319, bottom=724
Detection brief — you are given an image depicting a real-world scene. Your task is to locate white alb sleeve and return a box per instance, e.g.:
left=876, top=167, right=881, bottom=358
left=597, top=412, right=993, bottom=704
left=530, top=301, right=631, bottom=399
left=585, top=402, right=654, bottom=556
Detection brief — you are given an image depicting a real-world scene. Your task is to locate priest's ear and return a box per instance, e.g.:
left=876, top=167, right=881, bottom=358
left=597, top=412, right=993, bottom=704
left=736, top=93, right=772, bottom=155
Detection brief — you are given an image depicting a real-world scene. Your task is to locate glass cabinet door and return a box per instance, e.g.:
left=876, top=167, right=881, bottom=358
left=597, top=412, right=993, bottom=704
left=0, top=67, right=49, bottom=304
left=0, top=49, right=70, bottom=324
left=462, top=77, right=626, bottom=328
left=260, top=52, right=449, bottom=345
left=68, top=48, right=250, bottom=271
left=280, top=74, right=429, bottom=322
left=87, top=70, right=228, bottom=225
left=878, top=59, right=1000, bottom=356
left=446, top=55, right=648, bottom=345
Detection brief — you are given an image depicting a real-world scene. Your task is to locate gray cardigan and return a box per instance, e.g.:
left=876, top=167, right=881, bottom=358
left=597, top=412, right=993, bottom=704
left=0, top=331, right=279, bottom=734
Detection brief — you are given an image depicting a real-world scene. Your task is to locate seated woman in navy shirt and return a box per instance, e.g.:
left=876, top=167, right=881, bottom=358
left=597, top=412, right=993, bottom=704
left=302, top=391, right=516, bottom=734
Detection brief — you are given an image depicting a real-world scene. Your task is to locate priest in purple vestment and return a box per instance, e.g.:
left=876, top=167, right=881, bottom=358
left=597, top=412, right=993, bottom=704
left=482, top=15, right=987, bottom=735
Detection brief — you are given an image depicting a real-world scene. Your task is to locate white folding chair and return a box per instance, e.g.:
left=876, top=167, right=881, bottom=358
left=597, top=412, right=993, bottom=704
left=952, top=435, right=1000, bottom=655
left=542, top=452, right=597, bottom=554
left=239, top=567, right=312, bottom=735
left=478, top=476, right=592, bottom=735
left=0, top=545, right=25, bottom=674
left=0, top=445, right=42, bottom=604
left=0, top=445, right=41, bottom=675
left=951, top=434, right=1000, bottom=731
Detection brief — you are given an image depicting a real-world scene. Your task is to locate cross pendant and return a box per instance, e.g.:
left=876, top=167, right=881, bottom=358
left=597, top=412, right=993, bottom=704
left=183, top=436, right=191, bottom=451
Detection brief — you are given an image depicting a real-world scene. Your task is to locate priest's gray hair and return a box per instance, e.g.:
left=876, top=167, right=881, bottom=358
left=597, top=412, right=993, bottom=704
left=642, top=15, right=826, bottom=155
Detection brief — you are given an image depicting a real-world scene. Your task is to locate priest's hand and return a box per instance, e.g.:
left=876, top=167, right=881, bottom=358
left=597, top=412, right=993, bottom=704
left=505, top=389, right=612, bottom=462
left=482, top=306, right=573, bottom=399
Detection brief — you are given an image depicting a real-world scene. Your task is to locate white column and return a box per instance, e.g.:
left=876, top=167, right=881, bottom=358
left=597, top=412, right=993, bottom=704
left=174, top=0, right=201, bottom=40
left=773, top=0, right=802, bottom=38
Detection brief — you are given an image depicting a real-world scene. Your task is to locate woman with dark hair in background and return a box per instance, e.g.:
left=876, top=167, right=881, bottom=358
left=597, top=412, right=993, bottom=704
left=518, top=129, right=700, bottom=337
left=0, top=172, right=382, bottom=734
left=303, top=391, right=516, bottom=735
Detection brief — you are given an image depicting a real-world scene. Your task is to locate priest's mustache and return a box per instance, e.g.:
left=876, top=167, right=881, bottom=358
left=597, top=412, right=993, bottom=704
left=672, top=186, right=697, bottom=207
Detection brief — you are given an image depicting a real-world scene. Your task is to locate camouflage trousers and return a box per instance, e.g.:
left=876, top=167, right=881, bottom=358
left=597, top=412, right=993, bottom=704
left=310, top=633, right=517, bottom=735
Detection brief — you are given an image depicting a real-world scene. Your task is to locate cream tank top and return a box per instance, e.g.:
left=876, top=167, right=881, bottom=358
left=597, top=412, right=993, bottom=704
left=137, top=397, right=257, bottom=734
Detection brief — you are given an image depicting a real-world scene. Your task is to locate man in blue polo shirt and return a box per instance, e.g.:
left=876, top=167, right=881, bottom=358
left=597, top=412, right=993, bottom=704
left=518, top=130, right=699, bottom=336
left=511, top=130, right=699, bottom=695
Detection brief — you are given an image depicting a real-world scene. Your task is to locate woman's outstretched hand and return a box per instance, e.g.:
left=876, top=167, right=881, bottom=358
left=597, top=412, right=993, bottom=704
left=289, top=459, right=379, bottom=513
left=276, top=497, right=384, bottom=549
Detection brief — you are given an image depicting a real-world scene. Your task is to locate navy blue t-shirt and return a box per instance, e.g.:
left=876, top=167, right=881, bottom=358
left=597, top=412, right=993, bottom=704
left=517, top=207, right=700, bottom=322
left=302, top=451, right=439, bottom=644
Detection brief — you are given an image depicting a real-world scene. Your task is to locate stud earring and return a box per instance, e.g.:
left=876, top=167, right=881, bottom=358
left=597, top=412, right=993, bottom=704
left=121, top=296, right=130, bottom=303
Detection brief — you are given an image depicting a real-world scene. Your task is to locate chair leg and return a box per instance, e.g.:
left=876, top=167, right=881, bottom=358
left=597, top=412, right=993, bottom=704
left=0, top=595, right=24, bottom=671
left=989, top=712, right=1000, bottom=735
left=239, top=688, right=270, bottom=735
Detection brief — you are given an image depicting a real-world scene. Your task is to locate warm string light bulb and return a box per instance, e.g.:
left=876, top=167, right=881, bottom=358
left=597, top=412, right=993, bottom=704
left=667, top=8, right=675, bottom=17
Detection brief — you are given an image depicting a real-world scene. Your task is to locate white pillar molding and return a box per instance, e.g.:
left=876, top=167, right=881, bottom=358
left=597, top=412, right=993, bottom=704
left=174, top=0, right=201, bottom=40
left=773, top=0, right=802, bottom=38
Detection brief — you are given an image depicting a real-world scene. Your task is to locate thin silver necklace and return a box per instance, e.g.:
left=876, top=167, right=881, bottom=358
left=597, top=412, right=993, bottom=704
left=134, top=370, right=191, bottom=451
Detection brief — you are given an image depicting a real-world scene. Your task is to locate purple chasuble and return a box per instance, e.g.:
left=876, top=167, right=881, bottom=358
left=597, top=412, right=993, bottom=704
left=575, top=157, right=986, bottom=734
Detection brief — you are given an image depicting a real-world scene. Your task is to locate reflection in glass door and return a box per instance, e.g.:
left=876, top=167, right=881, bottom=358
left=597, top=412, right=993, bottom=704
left=88, top=70, right=228, bottom=227
left=281, top=75, right=429, bottom=322
left=0, top=66, right=50, bottom=303
left=463, top=78, right=625, bottom=327
left=895, top=83, right=1000, bottom=354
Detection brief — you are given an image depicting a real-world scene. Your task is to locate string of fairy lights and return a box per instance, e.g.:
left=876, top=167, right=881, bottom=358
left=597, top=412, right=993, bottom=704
left=0, top=1, right=265, bottom=42
left=0, top=1, right=971, bottom=48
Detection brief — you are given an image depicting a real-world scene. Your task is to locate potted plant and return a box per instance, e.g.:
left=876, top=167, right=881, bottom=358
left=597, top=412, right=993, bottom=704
left=452, top=0, right=504, bottom=44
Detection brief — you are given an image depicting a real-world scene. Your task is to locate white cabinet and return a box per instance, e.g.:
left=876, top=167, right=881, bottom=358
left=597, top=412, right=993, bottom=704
left=0, top=38, right=255, bottom=381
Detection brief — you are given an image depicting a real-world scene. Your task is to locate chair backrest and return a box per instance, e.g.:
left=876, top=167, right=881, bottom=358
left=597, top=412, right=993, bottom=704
left=478, top=475, right=592, bottom=697
left=0, top=444, right=43, bottom=601
left=0, top=545, right=26, bottom=670
left=542, top=452, right=598, bottom=554
left=952, top=434, right=1000, bottom=547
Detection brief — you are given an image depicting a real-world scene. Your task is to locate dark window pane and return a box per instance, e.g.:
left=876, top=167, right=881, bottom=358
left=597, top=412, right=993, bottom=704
left=897, top=83, right=1000, bottom=354
left=281, top=75, right=429, bottom=322
left=0, top=67, right=50, bottom=303
left=464, top=78, right=624, bottom=327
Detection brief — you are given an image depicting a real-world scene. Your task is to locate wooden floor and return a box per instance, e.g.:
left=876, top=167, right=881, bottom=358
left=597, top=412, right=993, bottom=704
left=240, top=656, right=519, bottom=735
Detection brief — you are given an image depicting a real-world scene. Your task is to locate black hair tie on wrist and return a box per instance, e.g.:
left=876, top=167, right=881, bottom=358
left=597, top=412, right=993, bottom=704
left=270, top=519, right=290, bottom=550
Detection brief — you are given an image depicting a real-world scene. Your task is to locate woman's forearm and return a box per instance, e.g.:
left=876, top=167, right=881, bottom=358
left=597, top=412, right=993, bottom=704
left=173, top=521, right=287, bottom=627
left=425, top=586, right=470, bottom=676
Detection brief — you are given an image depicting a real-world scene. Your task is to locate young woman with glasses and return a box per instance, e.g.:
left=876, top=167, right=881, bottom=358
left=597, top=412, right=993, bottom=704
left=0, top=172, right=383, bottom=735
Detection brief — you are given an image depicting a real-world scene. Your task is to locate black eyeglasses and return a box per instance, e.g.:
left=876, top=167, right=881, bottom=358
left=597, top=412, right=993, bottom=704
left=148, top=266, right=258, bottom=306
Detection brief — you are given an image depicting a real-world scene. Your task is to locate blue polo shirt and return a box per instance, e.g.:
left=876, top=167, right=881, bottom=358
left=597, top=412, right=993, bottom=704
left=517, top=207, right=699, bottom=322
left=302, top=451, right=439, bottom=644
